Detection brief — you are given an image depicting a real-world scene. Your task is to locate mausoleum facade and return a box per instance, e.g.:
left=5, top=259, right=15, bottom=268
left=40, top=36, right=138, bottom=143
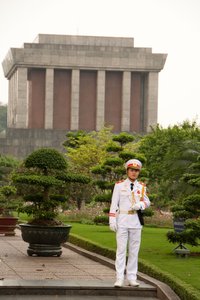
left=1, top=34, right=167, bottom=157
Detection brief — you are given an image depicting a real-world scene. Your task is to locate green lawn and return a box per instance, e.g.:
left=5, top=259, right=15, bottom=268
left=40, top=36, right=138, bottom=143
left=69, top=223, right=200, bottom=291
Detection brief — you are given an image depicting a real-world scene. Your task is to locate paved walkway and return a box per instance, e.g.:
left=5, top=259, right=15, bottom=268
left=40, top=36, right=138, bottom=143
left=0, top=230, right=180, bottom=300
left=0, top=230, right=153, bottom=284
left=0, top=230, right=116, bottom=281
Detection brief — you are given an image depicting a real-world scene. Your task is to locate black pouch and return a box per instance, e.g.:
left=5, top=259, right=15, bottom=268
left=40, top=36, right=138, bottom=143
left=137, top=209, right=144, bottom=225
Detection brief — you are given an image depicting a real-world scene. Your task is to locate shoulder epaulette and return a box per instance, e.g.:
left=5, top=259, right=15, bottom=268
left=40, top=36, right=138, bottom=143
left=116, top=179, right=124, bottom=184
left=139, top=181, right=146, bottom=186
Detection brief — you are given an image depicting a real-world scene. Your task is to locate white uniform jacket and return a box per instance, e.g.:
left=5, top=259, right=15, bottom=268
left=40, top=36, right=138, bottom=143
left=109, top=178, right=150, bottom=229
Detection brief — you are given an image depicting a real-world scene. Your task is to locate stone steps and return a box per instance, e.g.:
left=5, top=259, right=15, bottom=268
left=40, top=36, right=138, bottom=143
left=0, top=279, right=157, bottom=298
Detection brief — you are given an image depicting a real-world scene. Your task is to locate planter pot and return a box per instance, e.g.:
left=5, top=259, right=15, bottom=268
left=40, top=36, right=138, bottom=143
left=174, top=248, right=190, bottom=258
left=0, top=217, right=18, bottom=236
left=20, top=223, right=72, bottom=257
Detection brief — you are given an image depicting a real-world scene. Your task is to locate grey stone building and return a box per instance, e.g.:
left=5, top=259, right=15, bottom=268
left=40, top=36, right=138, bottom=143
left=1, top=34, right=167, bottom=158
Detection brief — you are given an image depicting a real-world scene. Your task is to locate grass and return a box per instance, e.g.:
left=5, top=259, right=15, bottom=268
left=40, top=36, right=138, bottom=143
left=68, top=223, right=200, bottom=292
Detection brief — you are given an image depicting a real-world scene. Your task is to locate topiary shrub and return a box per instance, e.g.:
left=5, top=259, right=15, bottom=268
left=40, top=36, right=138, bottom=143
left=12, top=148, right=90, bottom=225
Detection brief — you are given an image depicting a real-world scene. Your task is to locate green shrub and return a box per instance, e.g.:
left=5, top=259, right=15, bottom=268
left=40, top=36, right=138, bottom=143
left=12, top=148, right=90, bottom=225
left=93, top=193, right=112, bottom=203
left=93, top=215, right=109, bottom=225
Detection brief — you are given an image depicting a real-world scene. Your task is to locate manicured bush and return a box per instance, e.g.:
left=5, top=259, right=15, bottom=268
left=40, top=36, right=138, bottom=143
left=12, top=148, right=90, bottom=225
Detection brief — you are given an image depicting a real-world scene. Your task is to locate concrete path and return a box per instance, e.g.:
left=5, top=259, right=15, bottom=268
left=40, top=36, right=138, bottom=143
left=0, top=230, right=150, bottom=284
left=0, top=230, right=180, bottom=299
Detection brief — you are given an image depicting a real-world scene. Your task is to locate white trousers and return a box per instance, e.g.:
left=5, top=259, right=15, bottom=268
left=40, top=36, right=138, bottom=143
left=115, top=227, right=141, bottom=281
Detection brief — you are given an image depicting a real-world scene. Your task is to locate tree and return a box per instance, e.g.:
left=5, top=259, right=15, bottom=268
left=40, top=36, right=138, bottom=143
left=63, top=130, right=87, bottom=149
left=0, top=154, right=20, bottom=215
left=139, top=121, right=200, bottom=207
left=92, top=132, right=151, bottom=224
left=12, top=148, right=90, bottom=225
left=167, top=154, right=200, bottom=248
left=63, top=127, right=113, bottom=209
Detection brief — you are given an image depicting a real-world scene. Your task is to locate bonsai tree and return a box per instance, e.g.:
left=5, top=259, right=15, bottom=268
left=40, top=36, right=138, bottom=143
left=12, top=147, right=90, bottom=226
left=12, top=148, right=90, bottom=256
left=0, top=185, right=18, bottom=216
left=0, top=154, right=20, bottom=216
left=167, top=154, right=200, bottom=250
left=0, top=154, right=20, bottom=235
left=92, top=132, right=152, bottom=225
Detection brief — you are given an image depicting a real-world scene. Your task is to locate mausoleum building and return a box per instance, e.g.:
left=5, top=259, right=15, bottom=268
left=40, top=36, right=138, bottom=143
left=1, top=34, right=167, bottom=157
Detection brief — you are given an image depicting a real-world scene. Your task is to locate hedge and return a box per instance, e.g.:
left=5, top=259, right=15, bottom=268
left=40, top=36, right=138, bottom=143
left=68, top=233, right=200, bottom=300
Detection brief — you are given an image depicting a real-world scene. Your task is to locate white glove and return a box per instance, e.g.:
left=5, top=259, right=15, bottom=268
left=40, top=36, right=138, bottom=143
left=132, top=202, right=143, bottom=210
left=109, top=222, right=117, bottom=232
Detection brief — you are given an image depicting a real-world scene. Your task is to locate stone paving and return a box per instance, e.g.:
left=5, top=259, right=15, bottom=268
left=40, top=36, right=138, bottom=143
left=0, top=229, right=156, bottom=287
left=0, top=230, right=180, bottom=300
left=0, top=230, right=116, bottom=282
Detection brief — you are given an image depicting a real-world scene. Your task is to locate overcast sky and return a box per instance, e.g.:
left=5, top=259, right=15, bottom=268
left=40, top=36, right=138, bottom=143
left=0, top=0, right=200, bottom=128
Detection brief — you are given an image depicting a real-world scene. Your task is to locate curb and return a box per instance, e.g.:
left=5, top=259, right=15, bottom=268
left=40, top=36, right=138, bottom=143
left=64, top=242, right=180, bottom=300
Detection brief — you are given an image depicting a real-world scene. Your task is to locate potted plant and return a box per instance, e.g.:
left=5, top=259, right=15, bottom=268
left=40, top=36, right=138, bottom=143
left=0, top=185, right=20, bottom=235
left=12, top=147, right=90, bottom=257
left=0, top=154, right=20, bottom=236
left=167, top=154, right=200, bottom=257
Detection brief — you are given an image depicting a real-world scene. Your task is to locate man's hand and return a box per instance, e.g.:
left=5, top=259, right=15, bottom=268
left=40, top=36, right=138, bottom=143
left=132, top=202, right=143, bottom=210
left=109, top=222, right=117, bottom=232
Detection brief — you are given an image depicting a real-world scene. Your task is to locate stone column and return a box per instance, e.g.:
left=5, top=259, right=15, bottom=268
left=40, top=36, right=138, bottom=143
left=121, top=71, right=131, bottom=131
left=96, top=70, right=105, bottom=130
left=15, top=68, right=28, bottom=128
left=70, top=69, right=80, bottom=130
left=7, top=72, right=16, bottom=127
left=146, top=72, right=158, bottom=132
left=45, top=68, right=54, bottom=129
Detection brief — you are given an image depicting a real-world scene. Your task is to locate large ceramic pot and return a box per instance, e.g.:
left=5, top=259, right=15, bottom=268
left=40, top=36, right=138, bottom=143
left=20, top=223, right=72, bottom=257
left=0, top=217, right=18, bottom=236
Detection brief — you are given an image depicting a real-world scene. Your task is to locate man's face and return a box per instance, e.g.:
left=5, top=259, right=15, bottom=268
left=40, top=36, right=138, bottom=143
left=127, top=168, right=140, bottom=181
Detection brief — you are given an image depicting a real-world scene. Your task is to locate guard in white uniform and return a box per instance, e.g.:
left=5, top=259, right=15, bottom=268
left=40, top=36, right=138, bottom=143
left=109, top=159, right=150, bottom=288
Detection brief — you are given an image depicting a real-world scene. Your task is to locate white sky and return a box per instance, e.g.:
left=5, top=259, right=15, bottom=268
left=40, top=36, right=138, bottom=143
left=0, top=0, right=200, bottom=128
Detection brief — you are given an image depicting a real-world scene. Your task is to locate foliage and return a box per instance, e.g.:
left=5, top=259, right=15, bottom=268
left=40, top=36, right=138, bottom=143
left=63, top=121, right=200, bottom=214
left=0, top=185, right=19, bottom=216
left=139, top=121, right=200, bottom=207
left=93, top=193, right=112, bottom=203
left=93, top=215, right=109, bottom=225
left=142, top=207, right=154, bottom=217
left=25, top=148, right=67, bottom=170
left=63, top=127, right=113, bottom=209
left=167, top=153, right=200, bottom=247
left=0, top=154, right=20, bottom=216
left=0, top=154, right=19, bottom=184
left=167, top=230, right=198, bottom=246
left=63, top=130, right=88, bottom=148
left=12, top=148, right=90, bottom=225
left=91, top=131, right=150, bottom=222
left=112, top=132, right=135, bottom=146
left=119, top=151, right=146, bottom=163
left=91, top=131, right=146, bottom=190
left=64, top=127, right=113, bottom=175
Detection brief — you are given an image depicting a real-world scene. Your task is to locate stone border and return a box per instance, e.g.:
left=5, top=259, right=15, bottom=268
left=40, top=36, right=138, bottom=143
left=64, top=242, right=180, bottom=300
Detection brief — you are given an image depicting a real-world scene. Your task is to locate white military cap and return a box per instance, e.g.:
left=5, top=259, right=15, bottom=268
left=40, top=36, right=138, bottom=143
left=125, top=159, right=142, bottom=170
